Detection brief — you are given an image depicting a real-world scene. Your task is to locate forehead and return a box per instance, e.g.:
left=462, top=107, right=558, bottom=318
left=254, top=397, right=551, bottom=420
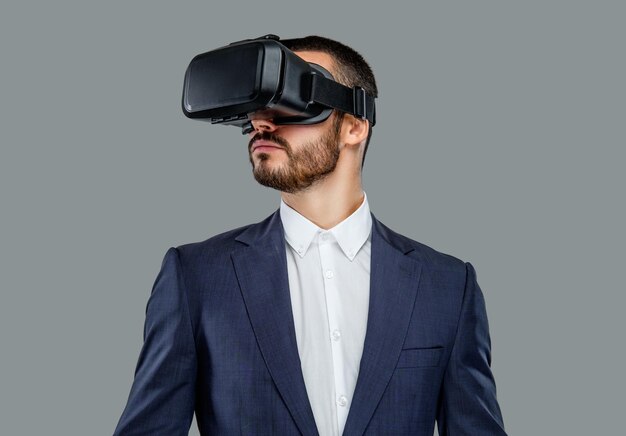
left=293, top=50, right=336, bottom=75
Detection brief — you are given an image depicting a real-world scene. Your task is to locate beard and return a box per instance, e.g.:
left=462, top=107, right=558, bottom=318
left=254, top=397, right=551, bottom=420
left=248, top=114, right=343, bottom=194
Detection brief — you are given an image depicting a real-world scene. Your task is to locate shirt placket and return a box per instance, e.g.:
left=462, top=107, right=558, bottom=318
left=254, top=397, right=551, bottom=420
left=317, top=230, right=349, bottom=436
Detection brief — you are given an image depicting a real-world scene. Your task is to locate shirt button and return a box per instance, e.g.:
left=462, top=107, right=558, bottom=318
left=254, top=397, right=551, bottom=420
left=321, top=232, right=330, bottom=241
left=325, top=270, right=334, bottom=279
left=337, top=395, right=348, bottom=407
left=332, top=329, right=341, bottom=341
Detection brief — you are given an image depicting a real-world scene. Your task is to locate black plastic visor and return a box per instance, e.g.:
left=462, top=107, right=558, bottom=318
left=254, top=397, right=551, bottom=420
left=182, top=34, right=376, bottom=134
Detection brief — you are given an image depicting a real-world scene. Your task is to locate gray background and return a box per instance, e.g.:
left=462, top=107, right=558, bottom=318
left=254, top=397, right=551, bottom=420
left=1, top=1, right=624, bottom=435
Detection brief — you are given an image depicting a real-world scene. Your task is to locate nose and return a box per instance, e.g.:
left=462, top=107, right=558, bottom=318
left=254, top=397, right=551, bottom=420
left=249, top=118, right=278, bottom=136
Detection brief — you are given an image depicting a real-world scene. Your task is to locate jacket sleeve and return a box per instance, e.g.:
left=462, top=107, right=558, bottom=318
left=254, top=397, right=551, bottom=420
left=113, top=247, right=197, bottom=436
left=436, top=261, right=507, bottom=435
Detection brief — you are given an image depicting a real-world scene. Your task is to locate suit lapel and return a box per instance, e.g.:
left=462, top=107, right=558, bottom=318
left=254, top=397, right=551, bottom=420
left=231, top=208, right=423, bottom=436
left=231, top=209, right=319, bottom=436
left=342, top=214, right=423, bottom=435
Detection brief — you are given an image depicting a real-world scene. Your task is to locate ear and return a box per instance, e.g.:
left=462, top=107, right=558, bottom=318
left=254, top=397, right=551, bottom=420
left=339, top=114, right=369, bottom=149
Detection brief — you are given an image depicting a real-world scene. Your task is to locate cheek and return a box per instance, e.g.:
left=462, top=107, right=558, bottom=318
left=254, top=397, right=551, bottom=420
left=280, top=125, right=329, bottom=145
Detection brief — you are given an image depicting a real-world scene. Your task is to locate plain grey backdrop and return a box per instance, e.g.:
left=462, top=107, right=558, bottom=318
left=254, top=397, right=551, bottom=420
left=1, top=1, right=624, bottom=434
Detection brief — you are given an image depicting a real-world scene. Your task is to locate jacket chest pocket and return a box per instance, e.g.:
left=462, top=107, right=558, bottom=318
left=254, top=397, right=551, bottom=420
left=396, top=346, right=444, bottom=368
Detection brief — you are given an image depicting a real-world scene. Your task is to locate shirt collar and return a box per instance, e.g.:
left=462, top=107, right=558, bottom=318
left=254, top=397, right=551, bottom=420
left=279, top=191, right=372, bottom=261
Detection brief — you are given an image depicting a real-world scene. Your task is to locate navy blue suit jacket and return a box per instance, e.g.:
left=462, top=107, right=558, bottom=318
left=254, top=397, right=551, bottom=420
left=113, top=209, right=507, bottom=435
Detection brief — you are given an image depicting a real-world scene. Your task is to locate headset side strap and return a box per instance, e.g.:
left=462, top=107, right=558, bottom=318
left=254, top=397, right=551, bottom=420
left=309, top=74, right=376, bottom=125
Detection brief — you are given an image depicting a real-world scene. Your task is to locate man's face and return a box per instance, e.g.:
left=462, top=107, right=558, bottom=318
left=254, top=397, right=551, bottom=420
left=247, top=51, right=344, bottom=194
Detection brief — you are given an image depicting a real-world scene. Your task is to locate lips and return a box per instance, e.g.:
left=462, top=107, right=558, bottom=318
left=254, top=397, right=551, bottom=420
left=252, top=140, right=283, bottom=152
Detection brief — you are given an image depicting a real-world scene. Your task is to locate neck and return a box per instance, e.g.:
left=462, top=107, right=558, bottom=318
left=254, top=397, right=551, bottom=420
left=281, top=165, right=364, bottom=230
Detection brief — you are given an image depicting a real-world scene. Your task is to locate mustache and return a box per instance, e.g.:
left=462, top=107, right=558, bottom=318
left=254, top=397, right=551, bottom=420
left=249, top=131, right=290, bottom=152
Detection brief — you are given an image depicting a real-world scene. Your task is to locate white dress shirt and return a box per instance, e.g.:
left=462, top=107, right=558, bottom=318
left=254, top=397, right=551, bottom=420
left=279, top=191, right=372, bottom=436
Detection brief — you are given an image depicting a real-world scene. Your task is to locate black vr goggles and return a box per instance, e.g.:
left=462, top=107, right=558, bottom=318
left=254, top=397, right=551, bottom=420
left=182, top=34, right=376, bottom=135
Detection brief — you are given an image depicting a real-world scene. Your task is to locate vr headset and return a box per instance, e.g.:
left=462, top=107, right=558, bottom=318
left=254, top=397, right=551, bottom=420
left=182, top=34, right=376, bottom=135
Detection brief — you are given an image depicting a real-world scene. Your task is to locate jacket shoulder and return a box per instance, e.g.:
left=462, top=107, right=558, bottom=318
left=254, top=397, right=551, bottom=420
left=380, top=220, right=467, bottom=272
left=171, top=222, right=252, bottom=266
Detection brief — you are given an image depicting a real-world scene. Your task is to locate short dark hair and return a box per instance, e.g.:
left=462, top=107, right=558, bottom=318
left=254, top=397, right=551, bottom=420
left=280, top=35, right=378, bottom=171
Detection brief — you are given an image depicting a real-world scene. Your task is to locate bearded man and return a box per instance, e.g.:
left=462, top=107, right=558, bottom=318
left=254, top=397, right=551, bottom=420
left=113, top=35, right=507, bottom=436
